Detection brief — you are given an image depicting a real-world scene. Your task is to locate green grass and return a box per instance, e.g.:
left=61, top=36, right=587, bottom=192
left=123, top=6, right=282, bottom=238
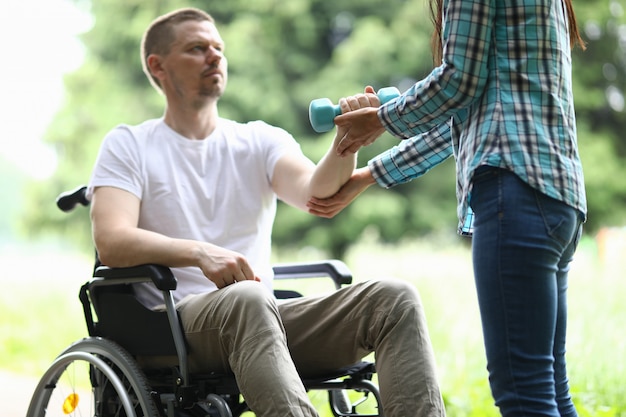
left=279, top=232, right=626, bottom=417
left=1, top=233, right=624, bottom=416
left=0, top=245, right=91, bottom=375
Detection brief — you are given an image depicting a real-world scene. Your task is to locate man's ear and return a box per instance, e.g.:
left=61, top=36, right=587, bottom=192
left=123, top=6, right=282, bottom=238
left=147, top=54, right=165, bottom=81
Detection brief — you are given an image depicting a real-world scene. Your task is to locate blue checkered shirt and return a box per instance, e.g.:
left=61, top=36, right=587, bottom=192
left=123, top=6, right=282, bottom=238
left=368, top=0, right=587, bottom=234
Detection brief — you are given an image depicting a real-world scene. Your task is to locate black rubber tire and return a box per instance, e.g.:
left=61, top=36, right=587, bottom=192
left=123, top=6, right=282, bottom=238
left=27, top=337, right=160, bottom=417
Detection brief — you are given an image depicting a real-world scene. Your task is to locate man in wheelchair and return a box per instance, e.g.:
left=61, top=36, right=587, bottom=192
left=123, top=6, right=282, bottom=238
left=85, top=7, right=445, bottom=417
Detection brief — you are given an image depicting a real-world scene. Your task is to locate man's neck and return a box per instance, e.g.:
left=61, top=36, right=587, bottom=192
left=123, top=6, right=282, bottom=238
left=163, top=99, right=219, bottom=140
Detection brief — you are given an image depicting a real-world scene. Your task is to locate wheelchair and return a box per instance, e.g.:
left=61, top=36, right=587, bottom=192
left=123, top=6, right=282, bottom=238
left=27, top=186, right=383, bottom=417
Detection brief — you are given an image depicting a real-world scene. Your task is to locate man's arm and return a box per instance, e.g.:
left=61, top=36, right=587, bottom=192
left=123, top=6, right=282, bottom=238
left=272, top=88, right=379, bottom=210
left=90, top=186, right=258, bottom=288
left=306, top=166, right=376, bottom=218
left=307, top=115, right=459, bottom=218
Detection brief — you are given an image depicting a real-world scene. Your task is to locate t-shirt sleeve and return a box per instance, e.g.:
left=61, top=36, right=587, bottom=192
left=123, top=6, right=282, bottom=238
left=248, top=120, right=303, bottom=184
left=86, top=125, right=143, bottom=200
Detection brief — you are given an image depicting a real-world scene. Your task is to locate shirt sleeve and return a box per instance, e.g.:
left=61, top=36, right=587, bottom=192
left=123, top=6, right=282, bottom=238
left=379, top=0, right=495, bottom=139
left=249, top=120, right=303, bottom=184
left=87, top=125, right=143, bottom=200
left=368, top=119, right=455, bottom=188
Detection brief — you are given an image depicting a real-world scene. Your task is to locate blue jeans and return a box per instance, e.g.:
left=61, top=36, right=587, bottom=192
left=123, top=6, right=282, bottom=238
left=470, top=167, right=582, bottom=417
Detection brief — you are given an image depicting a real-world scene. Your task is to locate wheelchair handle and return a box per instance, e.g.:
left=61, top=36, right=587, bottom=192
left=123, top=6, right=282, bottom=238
left=273, top=260, right=352, bottom=288
left=56, top=185, right=89, bottom=212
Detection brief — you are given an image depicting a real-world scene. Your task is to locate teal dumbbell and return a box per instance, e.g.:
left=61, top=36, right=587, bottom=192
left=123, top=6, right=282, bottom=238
left=308, top=87, right=401, bottom=133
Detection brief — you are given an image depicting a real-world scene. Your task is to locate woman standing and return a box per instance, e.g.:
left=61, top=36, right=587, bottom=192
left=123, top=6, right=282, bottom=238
left=317, top=1, right=587, bottom=415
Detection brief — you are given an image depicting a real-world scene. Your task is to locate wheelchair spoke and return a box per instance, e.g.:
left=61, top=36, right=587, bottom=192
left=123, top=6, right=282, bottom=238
left=27, top=338, right=159, bottom=417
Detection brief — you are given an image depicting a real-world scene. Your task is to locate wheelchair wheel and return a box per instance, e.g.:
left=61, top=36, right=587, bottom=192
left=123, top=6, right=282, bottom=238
left=27, top=337, right=160, bottom=417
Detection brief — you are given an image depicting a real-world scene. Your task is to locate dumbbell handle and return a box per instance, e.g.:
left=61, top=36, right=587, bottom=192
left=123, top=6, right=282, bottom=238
left=309, top=87, right=401, bottom=133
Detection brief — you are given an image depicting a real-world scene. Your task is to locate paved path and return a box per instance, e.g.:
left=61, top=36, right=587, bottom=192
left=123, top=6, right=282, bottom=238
left=0, top=371, right=38, bottom=417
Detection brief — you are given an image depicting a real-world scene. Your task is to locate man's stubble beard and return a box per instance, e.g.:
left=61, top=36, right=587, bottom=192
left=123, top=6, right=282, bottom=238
left=199, top=78, right=225, bottom=99
left=191, top=79, right=225, bottom=110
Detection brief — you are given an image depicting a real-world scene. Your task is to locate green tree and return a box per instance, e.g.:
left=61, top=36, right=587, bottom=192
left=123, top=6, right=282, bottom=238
left=22, top=0, right=626, bottom=258
left=572, top=0, right=626, bottom=232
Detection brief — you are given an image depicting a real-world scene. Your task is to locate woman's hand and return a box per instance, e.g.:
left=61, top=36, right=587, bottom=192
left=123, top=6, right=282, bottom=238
left=334, top=90, right=387, bottom=156
left=307, top=167, right=376, bottom=218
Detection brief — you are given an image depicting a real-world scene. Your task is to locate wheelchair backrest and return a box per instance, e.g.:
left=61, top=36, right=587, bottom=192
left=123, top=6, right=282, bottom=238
left=82, top=278, right=179, bottom=356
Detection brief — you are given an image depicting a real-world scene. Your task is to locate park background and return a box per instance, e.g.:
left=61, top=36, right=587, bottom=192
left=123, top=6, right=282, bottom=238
left=1, top=0, right=625, bottom=416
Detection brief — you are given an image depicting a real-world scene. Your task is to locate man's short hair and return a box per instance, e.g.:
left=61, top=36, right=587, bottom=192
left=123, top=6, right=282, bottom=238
left=140, top=8, right=215, bottom=92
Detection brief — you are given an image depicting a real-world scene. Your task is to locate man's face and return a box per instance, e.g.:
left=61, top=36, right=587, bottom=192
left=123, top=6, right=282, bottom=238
left=157, top=20, right=228, bottom=100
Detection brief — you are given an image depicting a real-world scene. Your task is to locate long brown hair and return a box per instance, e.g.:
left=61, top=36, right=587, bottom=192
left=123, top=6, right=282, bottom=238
left=429, top=0, right=586, bottom=66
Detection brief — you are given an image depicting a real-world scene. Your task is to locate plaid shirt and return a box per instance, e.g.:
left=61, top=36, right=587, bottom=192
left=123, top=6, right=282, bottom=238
left=368, top=0, right=587, bottom=234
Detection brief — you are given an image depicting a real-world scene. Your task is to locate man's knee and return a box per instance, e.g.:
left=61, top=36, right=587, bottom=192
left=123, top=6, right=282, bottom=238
left=221, top=281, right=280, bottom=321
left=224, top=280, right=275, bottom=303
left=181, top=281, right=284, bottom=368
left=365, top=278, right=422, bottom=311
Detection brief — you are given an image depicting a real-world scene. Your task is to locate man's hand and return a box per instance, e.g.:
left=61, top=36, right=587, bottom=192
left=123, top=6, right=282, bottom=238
left=91, top=186, right=259, bottom=290
left=307, top=166, right=376, bottom=218
left=196, top=243, right=261, bottom=288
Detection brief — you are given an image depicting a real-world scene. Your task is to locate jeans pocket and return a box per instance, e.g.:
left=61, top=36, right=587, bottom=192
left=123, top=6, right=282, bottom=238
left=534, top=191, right=578, bottom=248
left=469, top=166, right=502, bottom=214
left=472, top=166, right=501, bottom=186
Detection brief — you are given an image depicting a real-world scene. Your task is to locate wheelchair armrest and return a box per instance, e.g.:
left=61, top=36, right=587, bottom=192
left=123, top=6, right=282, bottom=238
left=272, top=259, right=352, bottom=289
left=94, top=264, right=177, bottom=291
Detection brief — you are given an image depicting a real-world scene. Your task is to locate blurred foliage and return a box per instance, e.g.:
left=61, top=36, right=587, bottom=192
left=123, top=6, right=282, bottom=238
left=20, top=0, right=626, bottom=258
left=0, top=156, right=28, bottom=243
left=572, top=0, right=626, bottom=233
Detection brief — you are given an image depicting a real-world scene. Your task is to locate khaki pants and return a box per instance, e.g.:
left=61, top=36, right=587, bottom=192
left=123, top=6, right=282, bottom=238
left=177, top=278, right=445, bottom=417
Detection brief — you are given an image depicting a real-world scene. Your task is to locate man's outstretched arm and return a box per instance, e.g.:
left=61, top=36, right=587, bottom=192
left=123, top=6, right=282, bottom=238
left=273, top=87, right=380, bottom=210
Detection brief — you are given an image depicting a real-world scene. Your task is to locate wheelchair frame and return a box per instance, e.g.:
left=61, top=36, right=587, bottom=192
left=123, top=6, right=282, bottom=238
left=26, top=186, right=383, bottom=417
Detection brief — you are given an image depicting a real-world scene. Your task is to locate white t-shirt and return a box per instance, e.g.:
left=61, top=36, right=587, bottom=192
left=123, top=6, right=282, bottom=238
left=88, top=117, right=302, bottom=308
